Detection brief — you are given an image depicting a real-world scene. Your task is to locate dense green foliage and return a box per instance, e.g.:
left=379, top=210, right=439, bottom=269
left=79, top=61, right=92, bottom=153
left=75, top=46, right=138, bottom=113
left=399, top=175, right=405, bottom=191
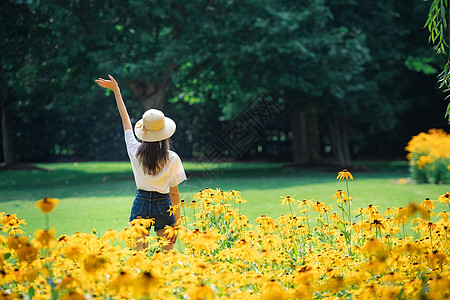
left=1, top=0, right=448, bottom=165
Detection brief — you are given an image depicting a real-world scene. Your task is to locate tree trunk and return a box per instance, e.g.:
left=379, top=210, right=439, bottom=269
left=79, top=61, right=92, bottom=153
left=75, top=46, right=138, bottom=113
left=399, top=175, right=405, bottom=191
left=328, top=116, right=351, bottom=166
left=290, top=102, right=322, bottom=165
left=126, top=63, right=177, bottom=110
left=1, top=87, right=17, bottom=165
left=126, top=79, right=170, bottom=110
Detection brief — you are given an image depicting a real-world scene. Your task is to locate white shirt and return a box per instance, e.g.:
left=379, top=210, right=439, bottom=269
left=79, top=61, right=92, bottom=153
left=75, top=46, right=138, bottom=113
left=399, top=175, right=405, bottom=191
left=124, top=129, right=187, bottom=193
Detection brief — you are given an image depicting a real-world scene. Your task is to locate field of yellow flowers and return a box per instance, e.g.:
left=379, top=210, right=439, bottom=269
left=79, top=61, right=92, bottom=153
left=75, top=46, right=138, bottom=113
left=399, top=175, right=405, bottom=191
left=406, top=128, right=450, bottom=184
left=1, top=170, right=450, bottom=299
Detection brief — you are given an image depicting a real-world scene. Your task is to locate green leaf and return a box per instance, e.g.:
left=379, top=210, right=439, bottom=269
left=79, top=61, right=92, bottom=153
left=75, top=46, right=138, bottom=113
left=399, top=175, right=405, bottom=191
left=28, top=287, right=35, bottom=298
left=445, top=102, right=450, bottom=120
left=3, top=252, right=11, bottom=260
left=352, top=213, right=362, bottom=223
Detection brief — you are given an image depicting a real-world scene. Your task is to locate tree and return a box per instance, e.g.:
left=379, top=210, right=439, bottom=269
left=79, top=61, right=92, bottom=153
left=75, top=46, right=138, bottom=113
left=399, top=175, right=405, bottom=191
left=0, top=1, right=55, bottom=166
left=174, top=0, right=369, bottom=165
left=425, top=0, right=450, bottom=122
left=0, top=0, right=198, bottom=165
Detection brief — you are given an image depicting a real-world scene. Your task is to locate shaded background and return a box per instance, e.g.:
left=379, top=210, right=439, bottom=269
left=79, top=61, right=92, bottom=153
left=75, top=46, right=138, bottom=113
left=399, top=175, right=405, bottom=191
left=1, top=0, right=449, bottom=167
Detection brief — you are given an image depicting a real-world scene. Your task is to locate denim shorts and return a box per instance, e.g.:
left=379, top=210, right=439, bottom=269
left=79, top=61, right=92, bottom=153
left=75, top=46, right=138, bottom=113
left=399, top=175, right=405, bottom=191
left=129, top=189, right=175, bottom=232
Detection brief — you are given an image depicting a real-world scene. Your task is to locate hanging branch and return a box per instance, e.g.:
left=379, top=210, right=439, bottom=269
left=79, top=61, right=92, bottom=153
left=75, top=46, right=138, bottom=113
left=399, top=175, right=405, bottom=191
left=425, top=0, right=450, bottom=122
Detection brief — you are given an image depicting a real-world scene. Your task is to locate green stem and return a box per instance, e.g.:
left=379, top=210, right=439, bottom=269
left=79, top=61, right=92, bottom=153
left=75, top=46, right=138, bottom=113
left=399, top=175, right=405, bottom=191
left=182, top=206, right=187, bottom=226
left=345, top=179, right=350, bottom=199
left=305, top=211, right=311, bottom=236
left=430, top=226, right=434, bottom=249
left=45, top=213, right=49, bottom=231
left=402, top=221, right=406, bottom=240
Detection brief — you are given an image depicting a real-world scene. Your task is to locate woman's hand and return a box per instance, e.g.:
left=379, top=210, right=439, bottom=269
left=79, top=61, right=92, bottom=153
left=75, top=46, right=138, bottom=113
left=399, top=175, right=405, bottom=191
left=96, top=74, right=132, bottom=131
left=95, top=75, right=120, bottom=93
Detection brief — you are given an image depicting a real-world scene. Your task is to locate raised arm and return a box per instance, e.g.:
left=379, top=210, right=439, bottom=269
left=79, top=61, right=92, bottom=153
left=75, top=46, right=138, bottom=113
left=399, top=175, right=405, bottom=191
left=95, top=75, right=132, bottom=132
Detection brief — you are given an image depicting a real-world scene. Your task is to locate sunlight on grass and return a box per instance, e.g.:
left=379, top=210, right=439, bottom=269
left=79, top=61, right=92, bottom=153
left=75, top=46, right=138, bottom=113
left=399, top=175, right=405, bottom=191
left=1, top=161, right=448, bottom=236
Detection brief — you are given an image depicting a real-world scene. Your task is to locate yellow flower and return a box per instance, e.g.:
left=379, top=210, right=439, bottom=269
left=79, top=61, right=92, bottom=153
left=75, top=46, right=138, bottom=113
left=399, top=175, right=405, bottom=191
left=58, top=275, right=79, bottom=290
left=163, top=225, right=180, bottom=240
left=7, top=235, right=29, bottom=250
left=332, top=189, right=347, bottom=201
left=35, top=197, right=60, bottom=213
left=188, top=283, right=215, bottom=300
left=336, top=169, right=353, bottom=180
left=329, top=213, right=342, bottom=223
left=437, top=211, right=449, bottom=220
left=297, top=199, right=312, bottom=210
left=101, top=229, right=119, bottom=242
left=231, top=190, right=241, bottom=200
left=311, top=200, right=326, bottom=213
left=280, top=195, right=297, bottom=206
left=64, top=244, right=86, bottom=260
left=363, top=237, right=386, bottom=257
left=190, top=200, right=199, bottom=209
left=438, top=192, right=450, bottom=204
left=420, top=198, right=436, bottom=211
left=61, top=291, right=86, bottom=300
left=1, top=213, right=26, bottom=235
left=369, top=219, right=386, bottom=233
left=33, top=228, right=55, bottom=248
left=129, top=217, right=154, bottom=230
left=167, top=204, right=179, bottom=216
left=384, top=207, right=395, bottom=217
left=131, top=271, right=158, bottom=296
left=17, top=243, right=38, bottom=263
left=83, top=253, right=107, bottom=272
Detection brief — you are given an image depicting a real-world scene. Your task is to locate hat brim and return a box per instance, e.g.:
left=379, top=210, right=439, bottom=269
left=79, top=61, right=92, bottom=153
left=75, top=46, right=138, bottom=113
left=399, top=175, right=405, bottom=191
left=134, top=117, right=176, bottom=142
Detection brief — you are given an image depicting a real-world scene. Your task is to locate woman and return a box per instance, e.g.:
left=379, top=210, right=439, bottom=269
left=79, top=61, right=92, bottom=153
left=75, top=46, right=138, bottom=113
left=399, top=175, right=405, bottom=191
left=95, top=75, right=186, bottom=251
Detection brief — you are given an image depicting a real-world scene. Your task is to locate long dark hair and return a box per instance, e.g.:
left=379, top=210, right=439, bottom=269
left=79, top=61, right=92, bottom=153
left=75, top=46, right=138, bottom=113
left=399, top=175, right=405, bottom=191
left=136, top=139, right=170, bottom=175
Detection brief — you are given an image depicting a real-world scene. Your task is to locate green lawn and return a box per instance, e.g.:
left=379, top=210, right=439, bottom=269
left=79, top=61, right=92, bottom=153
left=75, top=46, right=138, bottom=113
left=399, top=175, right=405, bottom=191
left=1, top=161, right=449, bottom=237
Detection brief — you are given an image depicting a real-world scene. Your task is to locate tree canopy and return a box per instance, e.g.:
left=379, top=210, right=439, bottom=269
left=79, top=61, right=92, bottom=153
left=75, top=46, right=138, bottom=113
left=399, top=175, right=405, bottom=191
left=1, top=0, right=447, bottom=166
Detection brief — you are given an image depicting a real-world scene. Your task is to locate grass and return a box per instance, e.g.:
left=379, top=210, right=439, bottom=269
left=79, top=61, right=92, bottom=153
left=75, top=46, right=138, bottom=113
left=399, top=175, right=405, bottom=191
left=1, top=161, right=449, bottom=237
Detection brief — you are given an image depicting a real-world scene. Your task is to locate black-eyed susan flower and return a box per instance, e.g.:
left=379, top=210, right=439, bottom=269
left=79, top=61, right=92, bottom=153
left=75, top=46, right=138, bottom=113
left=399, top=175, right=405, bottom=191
left=58, top=275, right=79, bottom=290
left=7, top=235, right=29, bottom=250
left=420, top=198, right=436, bottom=211
left=311, top=200, right=326, bottom=213
left=101, top=229, right=119, bottom=242
left=280, top=195, right=297, bottom=206
left=332, top=189, right=347, bottom=201
left=190, top=200, right=198, bottom=209
left=297, top=199, right=312, bottom=210
left=16, top=243, right=38, bottom=263
left=384, top=207, right=395, bottom=217
left=1, top=214, right=26, bottom=235
left=369, top=219, right=386, bottom=234
left=437, top=211, right=449, bottom=220
left=35, top=197, right=60, bottom=213
left=438, top=192, right=450, bottom=204
left=131, top=271, right=158, bottom=296
left=167, top=204, right=178, bottom=217
left=33, top=228, right=55, bottom=248
left=329, top=213, right=343, bottom=223
left=61, top=291, right=86, bottom=300
left=336, top=169, right=353, bottom=180
left=188, top=283, right=215, bottom=300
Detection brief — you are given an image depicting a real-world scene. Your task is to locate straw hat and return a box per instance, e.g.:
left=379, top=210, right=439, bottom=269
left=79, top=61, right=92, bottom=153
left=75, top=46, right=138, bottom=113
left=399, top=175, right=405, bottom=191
left=134, top=109, right=176, bottom=142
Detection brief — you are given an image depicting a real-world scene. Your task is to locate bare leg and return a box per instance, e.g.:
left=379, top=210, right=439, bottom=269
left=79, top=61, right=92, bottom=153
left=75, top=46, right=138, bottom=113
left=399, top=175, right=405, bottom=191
left=156, top=229, right=175, bottom=252
left=134, top=235, right=148, bottom=251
